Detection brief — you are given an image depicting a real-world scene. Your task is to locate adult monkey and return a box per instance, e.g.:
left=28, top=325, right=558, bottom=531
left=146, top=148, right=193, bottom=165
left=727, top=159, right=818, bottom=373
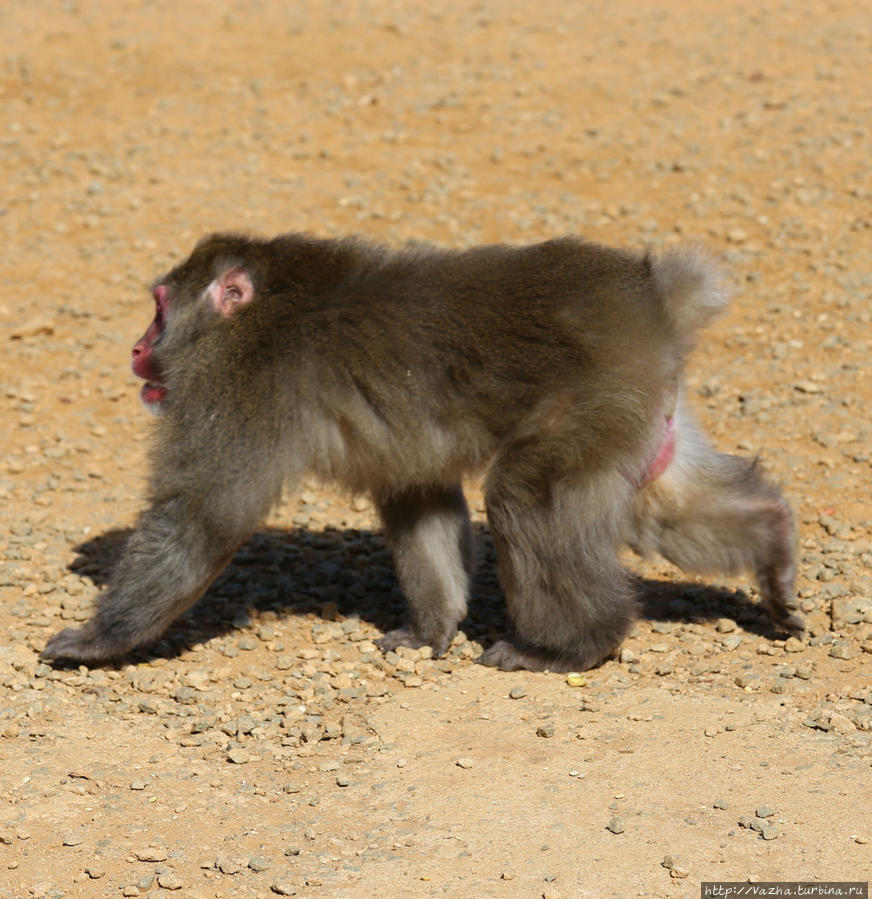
left=42, top=233, right=802, bottom=671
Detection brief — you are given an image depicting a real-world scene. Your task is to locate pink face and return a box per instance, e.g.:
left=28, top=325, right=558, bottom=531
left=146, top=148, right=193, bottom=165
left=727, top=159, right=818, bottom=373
left=131, top=284, right=169, bottom=412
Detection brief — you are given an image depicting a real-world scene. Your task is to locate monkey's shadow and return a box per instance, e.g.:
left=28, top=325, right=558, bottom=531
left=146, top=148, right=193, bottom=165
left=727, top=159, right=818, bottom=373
left=68, top=524, right=782, bottom=664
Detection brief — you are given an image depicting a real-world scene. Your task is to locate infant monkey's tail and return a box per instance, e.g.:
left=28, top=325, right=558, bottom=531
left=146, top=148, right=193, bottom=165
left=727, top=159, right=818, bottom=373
left=650, top=246, right=729, bottom=348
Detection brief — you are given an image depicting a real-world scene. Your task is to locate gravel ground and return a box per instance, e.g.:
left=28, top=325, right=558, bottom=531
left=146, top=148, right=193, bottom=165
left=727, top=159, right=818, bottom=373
left=1, top=1, right=871, bottom=896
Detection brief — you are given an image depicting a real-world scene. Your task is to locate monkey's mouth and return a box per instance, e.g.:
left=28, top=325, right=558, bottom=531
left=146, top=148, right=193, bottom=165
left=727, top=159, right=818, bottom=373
left=141, top=382, right=168, bottom=408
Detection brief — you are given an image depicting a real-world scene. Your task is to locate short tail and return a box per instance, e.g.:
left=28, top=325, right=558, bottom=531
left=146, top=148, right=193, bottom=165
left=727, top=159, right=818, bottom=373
left=650, top=246, right=729, bottom=345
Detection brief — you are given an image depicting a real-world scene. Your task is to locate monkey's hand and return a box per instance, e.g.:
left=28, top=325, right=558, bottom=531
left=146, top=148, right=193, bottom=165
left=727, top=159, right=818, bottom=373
left=40, top=621, right=129, bottom=665
left=376, top=625, right=455, bottom=658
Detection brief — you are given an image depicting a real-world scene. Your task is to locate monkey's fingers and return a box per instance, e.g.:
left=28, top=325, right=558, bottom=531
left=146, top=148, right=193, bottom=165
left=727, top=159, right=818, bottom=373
left=768, top=607, right=806, bottom=639
left=478, top=637, right=620, bottom=673
left=477, top=640, right=538, bottom=671
left=477, top=640, right=574, bottom=673
left=376, top=626, right=455, bottom=658
left=40, top=625, right=120, bottom=664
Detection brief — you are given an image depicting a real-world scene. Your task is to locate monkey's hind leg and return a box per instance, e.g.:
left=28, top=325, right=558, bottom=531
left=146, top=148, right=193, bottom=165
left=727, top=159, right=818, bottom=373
left=375, top=484, right=475, bottom=657
left=628, top=404, right=802, bottom=635
left=481, top=457, right=637, bottom=673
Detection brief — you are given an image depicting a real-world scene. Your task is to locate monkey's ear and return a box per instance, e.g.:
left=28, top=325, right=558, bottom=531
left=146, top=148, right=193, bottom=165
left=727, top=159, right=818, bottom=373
left=207, top=266, right=255, bottom=318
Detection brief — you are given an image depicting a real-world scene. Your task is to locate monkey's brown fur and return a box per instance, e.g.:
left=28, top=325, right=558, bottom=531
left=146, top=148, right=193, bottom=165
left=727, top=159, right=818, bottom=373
left=42, top=233, right=802, bottom=670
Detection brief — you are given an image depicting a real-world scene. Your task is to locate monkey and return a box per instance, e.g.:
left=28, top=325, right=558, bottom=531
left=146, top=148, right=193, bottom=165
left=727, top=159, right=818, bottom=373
left=40, top=232, right=803, bottom=671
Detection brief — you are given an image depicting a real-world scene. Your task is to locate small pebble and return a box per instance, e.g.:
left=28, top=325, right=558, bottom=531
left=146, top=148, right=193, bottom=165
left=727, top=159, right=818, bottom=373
left=606, top=817, right=625, bottom=834
left=157, top=871, right=183, bottom=890
left=662, top=854, right=690, bottom=879
left=133, top=847, right=168, bottom=862
left=455, top=757, right=474, bottom=769
left=217, top=857, right=244, bottom=875
left=173, top=686, right=199, bottom=704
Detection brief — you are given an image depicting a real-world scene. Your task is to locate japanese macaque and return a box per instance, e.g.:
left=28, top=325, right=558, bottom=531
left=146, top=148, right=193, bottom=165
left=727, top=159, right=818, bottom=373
left=41, top=232, right=801, bottom=671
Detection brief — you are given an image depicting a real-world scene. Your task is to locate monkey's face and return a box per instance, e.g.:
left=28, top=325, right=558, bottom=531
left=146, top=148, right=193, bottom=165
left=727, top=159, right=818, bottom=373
left=132, top=284, right=169, bottom=414
left=133, top=244, right=257, bottom=415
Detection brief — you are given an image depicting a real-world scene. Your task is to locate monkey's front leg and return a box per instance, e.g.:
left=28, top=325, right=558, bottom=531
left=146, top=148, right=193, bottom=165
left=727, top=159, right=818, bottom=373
left=41, top=497, right=241, bottom=664
left=375, top=484, right=476, bottom=657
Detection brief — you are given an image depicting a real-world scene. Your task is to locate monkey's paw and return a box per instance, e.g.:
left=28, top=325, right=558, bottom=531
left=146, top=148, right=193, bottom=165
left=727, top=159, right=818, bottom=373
left=41, top=626, right=113, bottom=665
left=376, top=626, right=454, bottom=658
left=477, top=640, right=557, bottom=672
left=478, top=639, right=604, bottom=673
left=773, top=609, right=807, bottom=639
left=762, top=593, right=807, bottom=639
left=376, top=627, right=429, bottom=653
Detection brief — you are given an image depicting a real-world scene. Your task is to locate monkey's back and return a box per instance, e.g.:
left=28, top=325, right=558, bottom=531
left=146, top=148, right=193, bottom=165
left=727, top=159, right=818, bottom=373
left=267, top=235, right=681, bottom=493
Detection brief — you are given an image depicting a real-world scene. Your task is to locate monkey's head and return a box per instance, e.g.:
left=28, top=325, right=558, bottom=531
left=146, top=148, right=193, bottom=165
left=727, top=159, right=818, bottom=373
left=132, top=236, right=257, bottom=414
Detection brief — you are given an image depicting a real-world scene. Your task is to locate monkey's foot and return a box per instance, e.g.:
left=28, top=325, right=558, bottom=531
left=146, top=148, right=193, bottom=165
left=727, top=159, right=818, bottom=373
left=766, top=606, right=806, bottom=639
left=375, top=627, right=426, bottom=653
left=477, top=640, right=562, bottom=672
left=41, top=625, right=121, bottom=665
left=376, top=625, right=455, bottom=658
left=478, top=639, right=615, bottom=673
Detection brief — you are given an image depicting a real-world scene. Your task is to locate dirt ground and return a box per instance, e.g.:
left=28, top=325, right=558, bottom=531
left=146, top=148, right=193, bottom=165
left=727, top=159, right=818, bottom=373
left=1, top=1, right=871, bottom=896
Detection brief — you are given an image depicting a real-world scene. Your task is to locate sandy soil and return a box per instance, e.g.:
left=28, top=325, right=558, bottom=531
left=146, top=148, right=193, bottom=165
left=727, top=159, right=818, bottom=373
left=1, top=1, right=870, bottom=896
